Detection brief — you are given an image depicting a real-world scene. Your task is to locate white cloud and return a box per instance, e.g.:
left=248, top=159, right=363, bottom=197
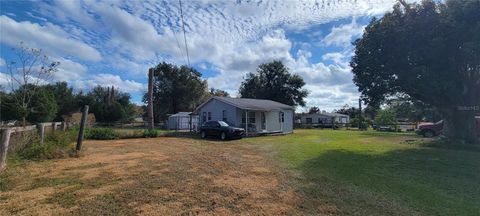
left=2, top=0, right=406, bottom=107
left=53, top=58, right=87, bottom=82
left=0, top=15, right=101, bottom=61
left=323, top=19, right=365, bottom=47
left=0, top=58, right=5, bottom=67
left=0, top=73, right=11, bottom=88
left=73, top=73, right=144, bottom=93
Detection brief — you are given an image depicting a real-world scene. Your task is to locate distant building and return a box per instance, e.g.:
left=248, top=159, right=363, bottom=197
left=299, top=112, right=349, bottom=126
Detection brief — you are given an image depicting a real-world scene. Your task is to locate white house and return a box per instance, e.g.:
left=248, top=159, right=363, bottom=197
left=300, top=112, right=349, bottom=125
left=194, top=96, right=294, bottom=134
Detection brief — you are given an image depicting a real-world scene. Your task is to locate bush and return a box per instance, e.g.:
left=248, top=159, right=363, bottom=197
left=86, top=128, right=119, bottom=140
left=19, top=130, right=76, bottom=160
left=116, top=130, right=145, bottom=139
left=143, top=129, right=159, bottom=138
left=349, top=118, right=369, bottom=129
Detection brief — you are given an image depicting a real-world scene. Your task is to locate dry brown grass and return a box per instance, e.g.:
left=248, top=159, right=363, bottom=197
left=0, top=137, right=326, bottom=215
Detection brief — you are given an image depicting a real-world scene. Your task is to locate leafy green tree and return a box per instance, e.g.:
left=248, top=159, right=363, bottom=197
left=144, top=62, right=208, bottom=121
left=79, top=86, right=136, bottom=123
left=386, top=96, right=443, bottom=122
left=5, top=42, right=60, bottom=125
left=26, top=86, right=58, bottom=123
left=239, top=61, right=308, bottom=107
left=308, top=106, right=320, bottom=114
left=45, top=82, right=77, bottom=121
left=0, top=92, right=19, bottom=121
left=351, top=0, right=480, bottom=143
left=335, top=104, right=359, bottom=119
left=374, top=108, right=398, bottom=127
left=209, top=88, right=230, bottom=97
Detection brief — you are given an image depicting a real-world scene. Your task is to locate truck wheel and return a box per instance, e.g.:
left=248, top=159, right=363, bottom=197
left=423, top=130, right=435, bottom=138
left=220, top=132, right=226, bottom=140
left=201, top=131, right=206, bottom=139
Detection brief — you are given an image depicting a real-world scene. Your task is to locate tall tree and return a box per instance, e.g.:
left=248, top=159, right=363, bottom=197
left=209, top=88, right=230, bottom=97
left=351, top=0, right=480, bottom=143
left=308, top=106, right=320, bottom=114
left=335, top=104, right=359, bottom=119
left=45, top=82, right=77, bottom=121
left=144, top=62, right=208, bottom=121
left=25, top=86, right=58, bottom=123
left=5, top=42, right=60, bottom=125
left=374, top=108, right=398, bottom=127
left=239, top=61, right=308, bottom=106
left=79, top=86, right=136, bottom=123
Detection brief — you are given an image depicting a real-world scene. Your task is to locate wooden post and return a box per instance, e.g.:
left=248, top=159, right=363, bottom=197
left=52, top=122, right=57, bottom=133
left=0, top=129, right=12, bottom=170
left=147, top=68, right=154, bottom=130
left=37, top=123, right=45, bottom=144
left=61, top=122, right=67, bottom=131
left=76, top=105, right=89, bottom=152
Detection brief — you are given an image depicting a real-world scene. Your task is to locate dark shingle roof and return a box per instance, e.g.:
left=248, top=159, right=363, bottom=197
left=209, top=96, right=293, bottom=111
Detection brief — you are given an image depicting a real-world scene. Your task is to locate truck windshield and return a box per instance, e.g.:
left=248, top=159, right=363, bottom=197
left=218, top=121, right=229, bottom=127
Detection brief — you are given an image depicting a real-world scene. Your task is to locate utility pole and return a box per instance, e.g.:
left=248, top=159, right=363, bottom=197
left=147, top=68, right=154, bottom=130
left=358, top=98, right=362, bottom=130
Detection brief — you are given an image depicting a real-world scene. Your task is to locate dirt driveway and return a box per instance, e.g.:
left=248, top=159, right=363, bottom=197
left=0, top=137, right=329, bottom=215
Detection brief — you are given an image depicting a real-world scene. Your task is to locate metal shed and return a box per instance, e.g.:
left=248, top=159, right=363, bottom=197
left=167, top=112, right=199, bottom=131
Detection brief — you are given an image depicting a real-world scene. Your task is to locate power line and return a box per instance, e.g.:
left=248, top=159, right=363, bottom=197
left=172, top=26, right=187, bottom=66
left=178, top=0, right=190, bottom=67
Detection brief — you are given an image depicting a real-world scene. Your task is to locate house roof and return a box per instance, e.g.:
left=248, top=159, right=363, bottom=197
left=168, top=112, right=192, bottom=117
left=196, top=96, right=294, bottom=111
left=302, top=112, right=349, bottom=118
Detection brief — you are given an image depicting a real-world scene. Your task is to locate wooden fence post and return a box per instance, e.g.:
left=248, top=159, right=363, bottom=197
left=37, top=123, right=45, bottom=144
left=76, top=105, right=89, bottom=152
left=61, top=122, right=67, bottom=131
left=0, top=128, right=12, bottom=170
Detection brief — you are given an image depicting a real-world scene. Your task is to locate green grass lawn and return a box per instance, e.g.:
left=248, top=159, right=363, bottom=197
left=247, top=129, right=480, bottom=216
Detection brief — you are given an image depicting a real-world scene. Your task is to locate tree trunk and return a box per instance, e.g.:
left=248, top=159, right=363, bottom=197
left=444, top=109, right=478, bottom=144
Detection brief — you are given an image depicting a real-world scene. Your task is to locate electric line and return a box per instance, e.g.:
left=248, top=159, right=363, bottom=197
left=179, top=0, right=190, bottom=67
left=173, top=25, right=187, bottom=66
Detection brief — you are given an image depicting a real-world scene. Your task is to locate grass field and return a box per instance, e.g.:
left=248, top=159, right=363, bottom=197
left=1, top=129, right=479, bottom=215
left=248, top=130, right=480, bottom=215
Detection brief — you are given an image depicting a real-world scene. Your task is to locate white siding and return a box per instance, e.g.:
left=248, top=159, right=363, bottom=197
left=198, top=99, right=238, bottom=126
left=282, top=109, right=294, bottom=133
left=197, top=98, right=294, bottom=133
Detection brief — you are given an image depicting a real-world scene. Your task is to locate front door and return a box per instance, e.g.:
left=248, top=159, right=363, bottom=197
left=261, top=112, right=266, bottom=130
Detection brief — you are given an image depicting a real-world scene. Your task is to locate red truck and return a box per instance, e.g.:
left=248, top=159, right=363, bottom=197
left=416, top=117, right=480, bottom=138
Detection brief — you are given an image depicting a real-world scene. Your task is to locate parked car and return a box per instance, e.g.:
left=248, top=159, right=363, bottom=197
left=416, top=120, right=444, bottom=137
left=416, top=118, right=480, bottom=138
left=200, top=120, right=245, bottom=140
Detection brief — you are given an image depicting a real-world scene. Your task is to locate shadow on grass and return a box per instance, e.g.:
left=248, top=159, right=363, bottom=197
left=296, top=146, right=480, bottom=216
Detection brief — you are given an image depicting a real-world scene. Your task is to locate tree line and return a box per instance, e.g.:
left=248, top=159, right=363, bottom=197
left=1, top=82, right=139, bottom=124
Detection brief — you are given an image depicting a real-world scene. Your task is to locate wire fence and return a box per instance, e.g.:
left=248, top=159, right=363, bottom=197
left=1, top=122, right=75, bottom=170
left=295, top=122, right=418, bottom=132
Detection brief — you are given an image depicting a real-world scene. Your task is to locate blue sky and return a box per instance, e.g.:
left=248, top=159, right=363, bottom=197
left=0, top=0, right=404, bottom=111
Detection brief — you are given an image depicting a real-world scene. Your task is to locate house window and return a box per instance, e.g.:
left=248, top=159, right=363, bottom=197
left=222, top=110, right=227, bottom=121
left=279, top=112, right=284, bottom=122
left=306, top=118, right=312, bottom=124
left=207, top=112, right=212, bottom=120
left=242, top=111, right=256, bottom=124
left=202, top=112, right=207, bottom=123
